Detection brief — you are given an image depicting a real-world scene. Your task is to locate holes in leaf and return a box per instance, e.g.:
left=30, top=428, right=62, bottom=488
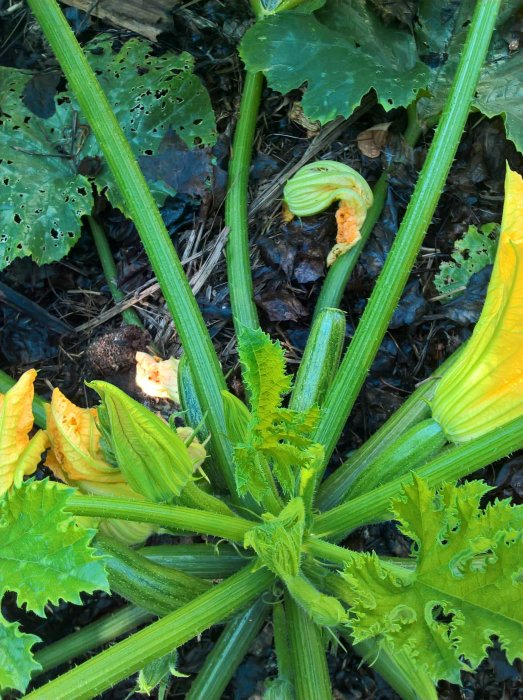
left=193, top=118, right=202, bottom=126
left=13, top=214, right=21, bottom=224
left=77, top=187, right=87, bottom=196
left=431, top=605, right=454, bottom=626
left=144, top=149, right=152, bottom=155
left=50, top=228, right=61, bottom=240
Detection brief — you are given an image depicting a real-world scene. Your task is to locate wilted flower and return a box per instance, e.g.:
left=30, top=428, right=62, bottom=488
left=432, top=166, right=523, bottom=442
left=135, top=351, right=179, bottom=402
left=283, top=160, right=373, bottom=266
left=0, top=369, right=48, bottom=495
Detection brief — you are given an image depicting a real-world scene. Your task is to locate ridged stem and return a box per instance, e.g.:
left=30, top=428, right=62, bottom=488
left=186, top=597, right=269, bottom=699
left=27, top=0, right=235, bottom=495
left=285, top=593, right=332, bottom=700
left=33, top=605, right=151, bottom=676
left=313, top=414, right=523, bottom=540
left=225, top=70, right=264, bottom=331
left=66, top=494, right=254, bottom=542
left=316, top=347, right=462, bottom=511
left=87, top=216, right=143, bottom=327
left=25, top=565, right=274, bottom=700
left=139, top=543, right=248, bottom=579
left=313, top=0, right=502, bottom=470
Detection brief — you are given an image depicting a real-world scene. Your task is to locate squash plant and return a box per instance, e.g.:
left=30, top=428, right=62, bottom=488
left=1, top=0, right=522, bottom=698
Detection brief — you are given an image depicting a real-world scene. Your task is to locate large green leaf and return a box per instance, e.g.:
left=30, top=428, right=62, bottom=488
left=0, top=479, right=108, bottom=615
left=342, top=477, right=523, bottom=684
left=475, top=49, right=523, bottom=154
left=0, top=69, right=94, bottom=268
left=0, top=616, right=41, bottom=694
left=0, top=35, right=216, bottom=269
left=239, top=0, right=430, bottom=123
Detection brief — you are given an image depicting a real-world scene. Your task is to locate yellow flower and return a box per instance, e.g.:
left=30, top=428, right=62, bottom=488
left=45, top=388, right=122, bottom=483
left=135, top=351, right=180, bottom=402
left=432, top=166, right=523, bottom=442
left=0, top=370, right=48, bottom=495
left=282, top=160, right=373, bottom=266
left=45, top=388, right=154, bottom=544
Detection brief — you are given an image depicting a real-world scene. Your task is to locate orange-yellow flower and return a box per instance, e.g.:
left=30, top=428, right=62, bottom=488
left=282, top=160, right=373, bottom=267
left=432, top=166, right=523, bottom=442
left=45, top=388, right=153, bottom=544
left=135, top=351, right=180, bottom=402
left=0, top=369, right=48, bottom=495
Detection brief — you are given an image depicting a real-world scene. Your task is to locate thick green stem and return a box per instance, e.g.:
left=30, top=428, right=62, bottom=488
left=225, top=70, right=264, bottom=332
left=285, top=593, right=332, bottom=700
left=67, top=494, right=254, bottom=542
left=0, top=369, right=47, bottom=428
left=87, top=216, right=143, bottom=328
left=33, top=605, right=151, bottom=676
left=186, top=597, right=269, bottom=699
left=313, top=414, right=523, bottom=541
left=313, top=0, right=501, bottom=470
left=347, top=418, right=446, bottom=499
left=139, top=543, right=248, bottom=579
left=316, top=347, right=462, bottom=511
left=95, top=535, right=211, bottom=616
left=27, top=0, right=235, bottom=495
left=26, top=565, right=274, bottom=700
left=272, top=600, right=294, bottom=686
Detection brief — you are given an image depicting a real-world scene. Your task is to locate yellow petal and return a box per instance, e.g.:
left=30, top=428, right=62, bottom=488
left=0, top=369, right=37, bottom=495
left=45, top=388, right=122, bottom=483
left=13, top=430, right=50, bottom=488
left=432, top=166, right=523, bottom=441
left=135, top=351, right=180, bottom=402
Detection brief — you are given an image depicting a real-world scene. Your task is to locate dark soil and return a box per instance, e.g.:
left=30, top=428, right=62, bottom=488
left=1, top=1, right=522, bottom=699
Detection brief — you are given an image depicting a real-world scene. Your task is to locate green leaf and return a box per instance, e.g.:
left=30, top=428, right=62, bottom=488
left=433, top=223, right=499, bottom=299
left=80, top=35, right=216, bottom=212
left=239, top=0, right=430, bottom=123
left=0, top=479, right=108, bottom=615
left=232, top=328, right=323, bottom=501
left=474, top=49, right=523, bottom=154
left=0, top=35, right=216, bottom=269
left=0, top=69, right=94, bottom=268
left=342, top=477, right=523, bottom=684
left=238, top=326, right=292, bottom=431
left=0, top=615, right=41, bottom=694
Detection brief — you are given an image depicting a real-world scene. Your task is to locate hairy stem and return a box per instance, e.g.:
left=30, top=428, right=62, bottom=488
left=225, top=70, right=264, bottom=332
left=67, top=494, right=254, bottom=542
left=313, top=0, right=502, bottom=469
left=33, top=606, right=151, bottom=676
left=26, top=565, right=274, bottom=700
left=313, top=414, right=523, bottom=540
left=87, top=216, right=143, bottom=328
left=27, top=0, right=235, bottom=494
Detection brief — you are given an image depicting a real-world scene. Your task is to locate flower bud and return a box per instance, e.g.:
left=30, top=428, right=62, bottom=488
left=89, top=381, right=194, bottom=502
left=283, top=160, right=373, bottom=266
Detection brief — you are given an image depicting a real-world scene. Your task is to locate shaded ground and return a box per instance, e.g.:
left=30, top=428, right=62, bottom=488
left=1, top=1, right=523, bottom=698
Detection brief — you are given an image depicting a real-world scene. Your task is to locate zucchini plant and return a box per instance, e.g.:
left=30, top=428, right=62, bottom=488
left=1, top=0, right=522, bottom=699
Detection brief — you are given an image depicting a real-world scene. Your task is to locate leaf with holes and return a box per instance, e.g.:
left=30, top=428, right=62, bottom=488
left=0, top=36, right=216, bottom=270
left=434, top=223, right=499, bottom=300
left=78, top=35, right=216, bottom=212
left=0, top=68, right=94, bottom=269
left=239, top=0, right=430, bottom=123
